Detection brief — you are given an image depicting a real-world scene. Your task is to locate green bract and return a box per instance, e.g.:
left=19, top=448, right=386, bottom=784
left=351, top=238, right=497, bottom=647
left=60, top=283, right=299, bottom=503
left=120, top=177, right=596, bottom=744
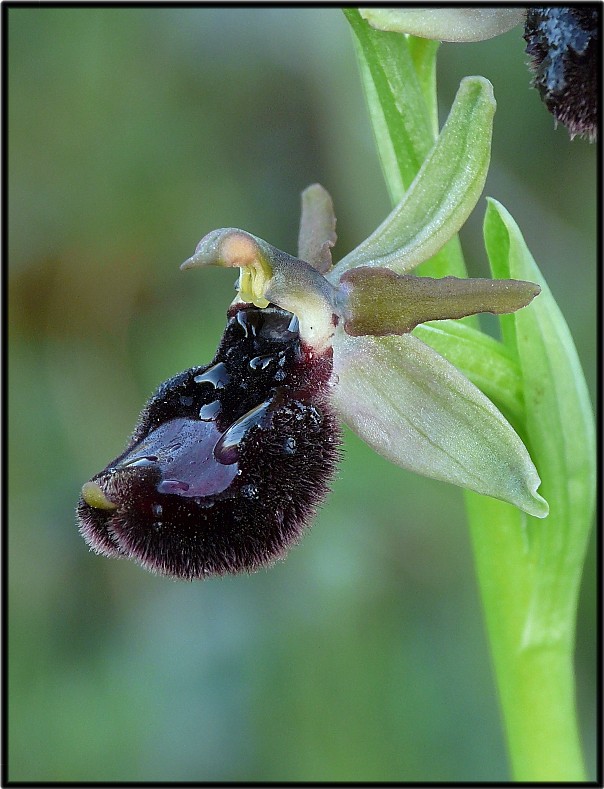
left=483, top=199, right=595, bottom=639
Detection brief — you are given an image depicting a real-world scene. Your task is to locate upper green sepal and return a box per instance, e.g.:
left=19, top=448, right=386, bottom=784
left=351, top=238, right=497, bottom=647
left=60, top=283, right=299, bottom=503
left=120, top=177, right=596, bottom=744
left=330, top=76, right=495, bottom=280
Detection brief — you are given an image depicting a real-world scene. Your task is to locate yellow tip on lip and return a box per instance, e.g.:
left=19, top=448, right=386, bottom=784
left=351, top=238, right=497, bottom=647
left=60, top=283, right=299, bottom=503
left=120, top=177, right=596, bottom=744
left=81, top=481, right=118, bottom=511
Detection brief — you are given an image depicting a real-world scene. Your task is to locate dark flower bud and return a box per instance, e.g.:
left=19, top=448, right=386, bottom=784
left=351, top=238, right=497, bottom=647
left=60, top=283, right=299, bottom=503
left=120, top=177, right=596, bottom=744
left=524, top=7, right=599, bottom=141
left=77, top=304, right=341, bottom=579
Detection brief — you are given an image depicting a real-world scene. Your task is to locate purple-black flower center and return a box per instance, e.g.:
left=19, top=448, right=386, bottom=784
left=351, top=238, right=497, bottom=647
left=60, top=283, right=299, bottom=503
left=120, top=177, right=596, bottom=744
left=77, top=304, right=341, bottom=579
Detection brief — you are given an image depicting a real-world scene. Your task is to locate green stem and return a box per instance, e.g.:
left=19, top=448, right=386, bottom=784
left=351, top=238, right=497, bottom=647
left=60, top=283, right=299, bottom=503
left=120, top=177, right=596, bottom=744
left=343, top=11, right=593, bottom=780
left=465, top=492, right=585, bottom=781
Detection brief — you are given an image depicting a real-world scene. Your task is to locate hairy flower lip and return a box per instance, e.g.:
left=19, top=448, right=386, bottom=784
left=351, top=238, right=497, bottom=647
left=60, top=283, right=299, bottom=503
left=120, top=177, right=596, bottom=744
left=523, top=7, right=598, bottom=142
left=78, top=301, right=342, bottom=578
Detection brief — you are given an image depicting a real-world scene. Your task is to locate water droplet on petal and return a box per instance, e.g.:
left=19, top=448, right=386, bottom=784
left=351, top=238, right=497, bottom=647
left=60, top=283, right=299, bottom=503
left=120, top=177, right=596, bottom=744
left=199, top=400, right=222, bottom=421
left=249, top=354, right=274, bottom=370
left=236, top=309, right=260, bottom=338
left=283, top=437, right=297, bottom=455
left=241, top=483, right=259, bottom=499
left=120, top=455, right=158, bottom=468
left=157, top=479, right=191, bottom=494
left=214, top=401, right=272, bottom=465
left=194, top=362, right=230, bottom=389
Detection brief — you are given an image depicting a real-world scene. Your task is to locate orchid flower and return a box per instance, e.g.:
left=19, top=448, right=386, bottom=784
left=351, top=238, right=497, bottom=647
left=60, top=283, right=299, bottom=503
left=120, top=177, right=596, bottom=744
left=77, top=76, right=547, bottom=580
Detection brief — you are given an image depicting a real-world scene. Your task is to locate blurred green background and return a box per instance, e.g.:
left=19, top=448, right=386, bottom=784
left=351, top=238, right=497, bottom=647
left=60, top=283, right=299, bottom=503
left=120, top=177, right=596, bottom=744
left=8, top=8, right=596, bottom=782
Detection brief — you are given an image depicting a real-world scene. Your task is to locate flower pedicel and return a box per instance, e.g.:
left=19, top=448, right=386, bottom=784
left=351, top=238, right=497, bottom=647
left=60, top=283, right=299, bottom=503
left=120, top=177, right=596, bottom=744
left=77, top=77, right=549, bottom=580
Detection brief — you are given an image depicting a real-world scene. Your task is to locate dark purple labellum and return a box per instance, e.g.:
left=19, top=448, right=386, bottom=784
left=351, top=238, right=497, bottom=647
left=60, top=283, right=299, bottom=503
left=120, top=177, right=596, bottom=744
left=77, top=305, right=341, bottom=579
left=524, top=8, right=599, bottom=140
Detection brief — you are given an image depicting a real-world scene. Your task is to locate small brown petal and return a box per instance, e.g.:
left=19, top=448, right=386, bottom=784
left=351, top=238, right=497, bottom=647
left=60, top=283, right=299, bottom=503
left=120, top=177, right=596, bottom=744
left=340, top=267, right=541, bottom=336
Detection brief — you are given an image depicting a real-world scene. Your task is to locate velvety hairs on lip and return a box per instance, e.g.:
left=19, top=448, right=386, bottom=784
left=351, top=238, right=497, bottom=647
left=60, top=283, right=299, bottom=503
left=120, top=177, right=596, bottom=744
left=77, top=304, right=341, bottom=580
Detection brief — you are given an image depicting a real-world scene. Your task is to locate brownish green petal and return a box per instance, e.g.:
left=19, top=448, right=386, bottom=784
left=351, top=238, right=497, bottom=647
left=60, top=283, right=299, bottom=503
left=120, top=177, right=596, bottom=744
left=297, top=183, right=337, bottom=273
left=339, top=267, right=540, bottom=336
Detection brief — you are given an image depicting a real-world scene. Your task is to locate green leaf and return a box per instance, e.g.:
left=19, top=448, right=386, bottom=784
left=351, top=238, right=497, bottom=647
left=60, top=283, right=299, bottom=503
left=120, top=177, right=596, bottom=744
left=330, top=76, right=495, bottom=281
left=331, top=330, right=548, bottom=517
left=483, top=198, right=595, bottom=644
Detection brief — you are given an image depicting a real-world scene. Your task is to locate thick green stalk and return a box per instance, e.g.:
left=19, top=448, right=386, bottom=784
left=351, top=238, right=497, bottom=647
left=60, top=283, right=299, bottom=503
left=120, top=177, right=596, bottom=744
left=465, top=493, right=585, bottom=780
left=344, top=11, right=594, bottom=781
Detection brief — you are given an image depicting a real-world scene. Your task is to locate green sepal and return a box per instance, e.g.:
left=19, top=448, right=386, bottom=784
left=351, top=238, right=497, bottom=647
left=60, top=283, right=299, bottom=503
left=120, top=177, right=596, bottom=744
left=329, top=76, right=495, bottom=280
left=343, top=9, right=469, bottom=278
left=331, top=330, right=548, bottom=518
